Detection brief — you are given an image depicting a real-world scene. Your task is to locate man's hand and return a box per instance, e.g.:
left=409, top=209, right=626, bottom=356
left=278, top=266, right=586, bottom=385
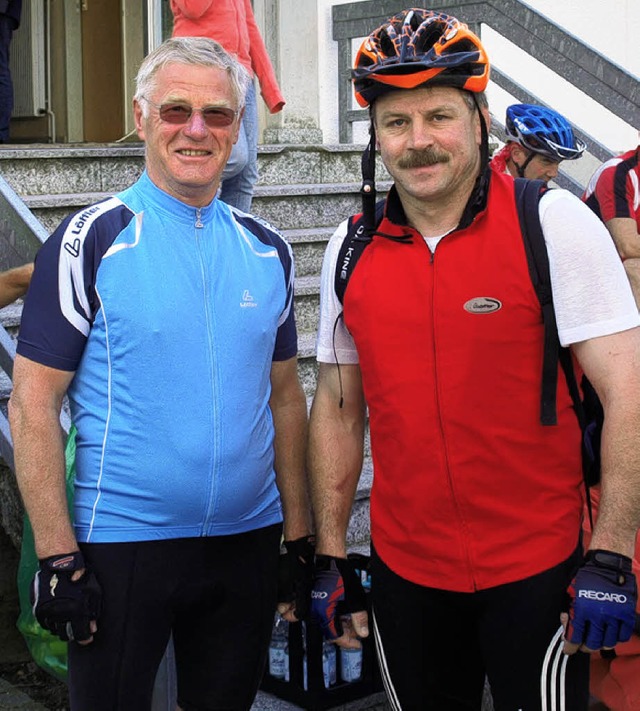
left=31, top=551, right=102, bottom=644
left=310, top=555, right=368, bottom=648
left=277, top=535, right=315, bottom=622
left=564, top=549, right=637, bottom=654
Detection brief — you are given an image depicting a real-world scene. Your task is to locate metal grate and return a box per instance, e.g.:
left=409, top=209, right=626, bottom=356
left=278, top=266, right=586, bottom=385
left=9, top=0, right=46, bottom=118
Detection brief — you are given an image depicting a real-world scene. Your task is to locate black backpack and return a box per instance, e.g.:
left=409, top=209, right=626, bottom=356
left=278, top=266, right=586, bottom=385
left=334, top=178, right=603, bottom=516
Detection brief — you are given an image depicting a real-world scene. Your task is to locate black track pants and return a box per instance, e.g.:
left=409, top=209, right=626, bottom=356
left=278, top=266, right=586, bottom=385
left=370, top=544, right=590, bottom=711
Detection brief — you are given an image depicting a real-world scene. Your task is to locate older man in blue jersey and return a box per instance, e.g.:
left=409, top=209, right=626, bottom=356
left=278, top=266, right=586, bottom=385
left=9, top=37, right=312, bottom=711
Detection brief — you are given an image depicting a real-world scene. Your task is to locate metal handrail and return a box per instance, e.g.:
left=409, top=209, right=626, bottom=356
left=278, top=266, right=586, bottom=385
left=0, top=174, right=62, bottom=471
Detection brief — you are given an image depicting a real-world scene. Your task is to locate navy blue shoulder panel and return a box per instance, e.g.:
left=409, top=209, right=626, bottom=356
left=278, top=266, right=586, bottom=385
left=232, top=210, right=293, bottom=283
left=17, top=198, right=136, bottom=371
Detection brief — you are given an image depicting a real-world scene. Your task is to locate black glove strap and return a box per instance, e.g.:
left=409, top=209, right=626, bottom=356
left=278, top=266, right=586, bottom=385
left=284, top=535, right=316, bottom=559
left=586, top=549, right=633, bottom=584
left=39, top=550, right=85, bottom=574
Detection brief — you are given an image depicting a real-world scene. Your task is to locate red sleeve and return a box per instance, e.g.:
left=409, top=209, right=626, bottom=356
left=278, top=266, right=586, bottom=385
left=169, top=0, right=213, bottom=20
left=593, top=164, right=635, bottom=223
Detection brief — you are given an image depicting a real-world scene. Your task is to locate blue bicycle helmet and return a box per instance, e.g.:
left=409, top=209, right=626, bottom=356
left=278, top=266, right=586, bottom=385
left=505, top=104, right=586, bottom=161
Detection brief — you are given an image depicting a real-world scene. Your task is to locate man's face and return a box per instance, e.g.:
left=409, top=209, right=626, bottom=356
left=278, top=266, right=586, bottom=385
left=511, top=145, right=561, bottom=183
left=134, top=62, right=242, bottom=207
left=373, top=85, right=484, bottom=208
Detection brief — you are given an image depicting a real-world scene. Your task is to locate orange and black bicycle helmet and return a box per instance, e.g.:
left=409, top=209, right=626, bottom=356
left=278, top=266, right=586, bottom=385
left=353, top=9, right=490, bottom=108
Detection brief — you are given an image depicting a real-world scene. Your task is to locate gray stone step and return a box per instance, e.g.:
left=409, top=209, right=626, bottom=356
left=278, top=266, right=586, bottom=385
left=294, top=275, right=320, bottom=336
left=297, top=331, right=317, bottom=398
left=20, top=182, right=390, bottom=234
left=0, top=145, right=145, bottom=197
left=282, top=226, right=333, bottom=278
left=0, top=144, right=389, bottom=196
left=256, top=144, right=391, bottom=187
left=253, top=182, right=380, bottom=231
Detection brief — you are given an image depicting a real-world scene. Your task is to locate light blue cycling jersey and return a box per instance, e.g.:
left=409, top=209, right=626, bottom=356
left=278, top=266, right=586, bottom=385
left=18, top=171, right=297, bottom=543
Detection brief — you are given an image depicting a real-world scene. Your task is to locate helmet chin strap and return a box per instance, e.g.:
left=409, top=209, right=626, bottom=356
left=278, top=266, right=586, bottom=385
left=513, top=150, right=536, bottom=178
left=471, top=93, right=489, bottom=173
left=360, top=120, right=377, bottom=238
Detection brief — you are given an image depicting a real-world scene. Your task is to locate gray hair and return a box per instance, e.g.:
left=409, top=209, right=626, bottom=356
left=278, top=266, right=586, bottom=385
left=462, top=90, right=488, bottom=111
left=134, top=37, right=251, bottom=116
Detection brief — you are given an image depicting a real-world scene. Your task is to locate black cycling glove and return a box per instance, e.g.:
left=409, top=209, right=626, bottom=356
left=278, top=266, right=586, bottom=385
left=31, top=551, right=102, bottom=643
left=567, top=549, right=637, bottom=650
left=277, top=535, right=315, bottom=620
left=310, top=554, right=367, bottom=640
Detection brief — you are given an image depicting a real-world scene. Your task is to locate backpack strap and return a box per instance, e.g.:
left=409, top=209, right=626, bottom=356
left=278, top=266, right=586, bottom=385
left=334, top=200, right=386, bottom=305
left=515, top=179, right=588, bottom=426
left=515, top=178, right=595, bottom=521
left=515, top=178, right=562, bottom=426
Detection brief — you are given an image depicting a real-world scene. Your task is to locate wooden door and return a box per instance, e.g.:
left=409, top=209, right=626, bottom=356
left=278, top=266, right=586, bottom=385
left=81, top=0, right=124, bottom=142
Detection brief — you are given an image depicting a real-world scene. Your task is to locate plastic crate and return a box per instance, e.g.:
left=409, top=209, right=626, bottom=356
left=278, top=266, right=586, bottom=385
left=261, top=555, right=382, bottom=711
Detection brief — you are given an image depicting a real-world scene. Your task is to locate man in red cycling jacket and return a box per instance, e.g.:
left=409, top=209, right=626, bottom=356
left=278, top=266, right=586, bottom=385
left=308, top=9, right=640, bottom=710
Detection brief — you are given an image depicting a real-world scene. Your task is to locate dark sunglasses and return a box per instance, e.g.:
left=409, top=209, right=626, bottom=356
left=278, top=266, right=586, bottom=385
left=143, top=98, right=239, bottom=127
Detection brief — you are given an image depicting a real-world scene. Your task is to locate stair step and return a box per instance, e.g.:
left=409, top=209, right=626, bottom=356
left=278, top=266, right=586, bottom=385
left=283, top=226, right=334, bottom=243
left=0, top=143, right=390, bottom=195
left=21, top=183, right=390, bottom=234
left=293, top=276, right=320, bottom=342
left=283, top=227, right=333, bottom=277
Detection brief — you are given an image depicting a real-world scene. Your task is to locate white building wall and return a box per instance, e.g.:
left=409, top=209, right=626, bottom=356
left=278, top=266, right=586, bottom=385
left=316, top=0, right=640, bottom=153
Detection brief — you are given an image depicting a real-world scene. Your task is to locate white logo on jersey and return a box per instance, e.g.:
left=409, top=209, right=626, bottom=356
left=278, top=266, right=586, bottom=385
left=240, top=290, right=258, bottom=308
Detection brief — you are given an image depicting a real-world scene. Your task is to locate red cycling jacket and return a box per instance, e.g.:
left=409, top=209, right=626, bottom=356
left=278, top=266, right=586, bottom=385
left=343, top=170, right=583, bottom=592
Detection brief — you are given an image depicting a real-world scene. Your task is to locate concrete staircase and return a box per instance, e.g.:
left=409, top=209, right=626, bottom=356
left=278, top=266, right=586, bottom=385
left=0, top=144, right=504, bottom=711
left=0, top=142, right=387, bottom=553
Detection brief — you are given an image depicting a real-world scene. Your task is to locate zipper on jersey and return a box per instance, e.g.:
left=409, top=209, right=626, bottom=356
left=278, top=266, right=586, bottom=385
left=430, top=246, right=477, bottom=590
left=194, top=221, right=219, bottom=533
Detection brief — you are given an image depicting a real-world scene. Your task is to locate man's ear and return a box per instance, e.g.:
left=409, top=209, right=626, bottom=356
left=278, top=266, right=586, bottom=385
left=475, top=105, right=491, bottom=145
left=481, top=106, right=491, bottom=133
left=133, top=100, right=146, bottom=141
left=511, top=144, right=527, bottom=164
left=232, top=106, right=245, bottom=145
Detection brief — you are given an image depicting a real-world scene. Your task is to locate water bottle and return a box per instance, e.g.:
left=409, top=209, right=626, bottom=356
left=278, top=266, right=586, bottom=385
left=302, top=639, right=336, bottom=689
left=268, top=615, right=288, bottom=679
left=284, top=641, right=290, bottom=682
left=339, top=646, right=362, bottom=682
left=323, top=641, right=337, bottom=687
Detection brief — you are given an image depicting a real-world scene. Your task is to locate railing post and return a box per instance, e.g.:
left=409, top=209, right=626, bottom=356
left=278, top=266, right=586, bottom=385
left=338, top=38, right=353, bottom=144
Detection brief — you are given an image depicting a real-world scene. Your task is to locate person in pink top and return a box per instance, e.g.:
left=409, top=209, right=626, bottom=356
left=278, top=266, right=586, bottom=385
left=171, top=0, right=285, bottom=212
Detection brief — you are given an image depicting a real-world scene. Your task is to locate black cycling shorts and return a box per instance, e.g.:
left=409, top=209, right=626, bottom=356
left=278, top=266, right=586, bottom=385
left=68, top=524, right=282, bottom=711
left=370, top=543, right=589, bottom=711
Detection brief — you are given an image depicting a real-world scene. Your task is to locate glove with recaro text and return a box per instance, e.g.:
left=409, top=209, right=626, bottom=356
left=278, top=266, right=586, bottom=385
left=310, top=554, right=367, bottom=640
left=277, top=535, right=316, bottom=621
left=31, top=551, right=102, bottom=643
left=567, top=549, right=637, bottom=650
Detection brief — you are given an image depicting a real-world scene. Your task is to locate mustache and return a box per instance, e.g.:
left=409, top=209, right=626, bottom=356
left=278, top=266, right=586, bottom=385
left=397, top=149, right=450, bottom=168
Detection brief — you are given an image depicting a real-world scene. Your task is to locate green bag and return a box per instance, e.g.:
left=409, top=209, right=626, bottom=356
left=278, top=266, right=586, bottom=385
left=16, top=424, right=76, bottom=682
